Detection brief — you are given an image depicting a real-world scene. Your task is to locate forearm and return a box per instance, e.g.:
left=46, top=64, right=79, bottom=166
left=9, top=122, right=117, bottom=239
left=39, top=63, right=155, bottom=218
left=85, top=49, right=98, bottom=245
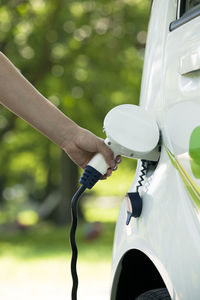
left=0, top=52, right=79, bottom=149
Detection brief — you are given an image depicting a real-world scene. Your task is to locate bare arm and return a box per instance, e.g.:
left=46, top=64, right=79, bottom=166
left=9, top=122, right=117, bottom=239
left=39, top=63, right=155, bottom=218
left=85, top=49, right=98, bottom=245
left=0, top=52, right=118, bottom=172
left=0, top=52, right=78, bottom=149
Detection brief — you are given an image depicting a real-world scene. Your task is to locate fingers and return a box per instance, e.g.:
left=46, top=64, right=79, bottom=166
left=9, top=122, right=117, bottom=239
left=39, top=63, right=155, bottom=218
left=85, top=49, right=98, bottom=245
left=115, top=155, right=121, bottom=164
left=97, top=140, right=122, bottom=168
left=113, top=155, right=121, bottom=171
left=97, top=140, right=115, bottom=168
left=101, top=155, right=122, bottom=180
left=96, top=139, right=122, bottom=180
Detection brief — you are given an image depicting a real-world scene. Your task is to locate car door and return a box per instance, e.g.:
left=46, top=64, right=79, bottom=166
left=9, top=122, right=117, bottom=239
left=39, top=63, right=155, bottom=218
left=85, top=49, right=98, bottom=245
left=163, top=0, right=200, bottom=218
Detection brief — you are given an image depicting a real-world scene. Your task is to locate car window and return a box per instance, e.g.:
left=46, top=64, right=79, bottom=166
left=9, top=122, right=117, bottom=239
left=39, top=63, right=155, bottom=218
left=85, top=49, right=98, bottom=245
left=180, top=0, right=200, bottom=17
left=170, top=0, right=200, bottom=30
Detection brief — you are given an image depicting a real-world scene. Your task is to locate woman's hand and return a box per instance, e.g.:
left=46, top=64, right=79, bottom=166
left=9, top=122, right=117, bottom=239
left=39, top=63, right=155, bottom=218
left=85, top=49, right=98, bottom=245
left=63, top=127, right=121, bottom=178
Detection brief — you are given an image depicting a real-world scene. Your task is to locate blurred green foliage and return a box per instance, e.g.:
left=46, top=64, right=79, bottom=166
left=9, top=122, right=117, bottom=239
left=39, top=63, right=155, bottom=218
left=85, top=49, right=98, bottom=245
left=0, top=0, right=151, bottom=224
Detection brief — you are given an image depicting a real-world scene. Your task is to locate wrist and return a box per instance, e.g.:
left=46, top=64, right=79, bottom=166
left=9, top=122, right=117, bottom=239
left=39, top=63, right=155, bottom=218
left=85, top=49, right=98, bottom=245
left=61, top=123, right=83, bottom=152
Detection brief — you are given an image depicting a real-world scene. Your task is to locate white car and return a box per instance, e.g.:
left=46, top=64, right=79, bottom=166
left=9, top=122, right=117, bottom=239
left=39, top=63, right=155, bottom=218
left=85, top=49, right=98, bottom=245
left=110, top=0, right=200, bottom=299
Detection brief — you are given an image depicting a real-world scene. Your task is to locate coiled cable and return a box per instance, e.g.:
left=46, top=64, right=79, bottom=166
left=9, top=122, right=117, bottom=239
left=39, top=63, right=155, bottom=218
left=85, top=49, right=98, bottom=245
left=136, top=160, right=147, bottom=192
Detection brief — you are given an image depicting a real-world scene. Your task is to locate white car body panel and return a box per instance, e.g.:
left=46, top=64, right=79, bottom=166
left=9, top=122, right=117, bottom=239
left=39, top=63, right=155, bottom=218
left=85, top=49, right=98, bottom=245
left=110, top=1, right=200, bottom=299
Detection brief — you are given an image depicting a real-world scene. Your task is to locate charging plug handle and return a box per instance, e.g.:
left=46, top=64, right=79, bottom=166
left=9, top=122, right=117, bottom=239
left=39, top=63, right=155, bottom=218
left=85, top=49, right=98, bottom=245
left=80, top=165, right=103, bottom=189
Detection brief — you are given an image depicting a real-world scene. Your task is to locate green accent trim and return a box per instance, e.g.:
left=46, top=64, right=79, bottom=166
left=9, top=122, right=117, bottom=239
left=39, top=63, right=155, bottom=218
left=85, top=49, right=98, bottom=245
left=189, top=126, right=200, bottom=179
left=165, top=145, right=200, bottom=210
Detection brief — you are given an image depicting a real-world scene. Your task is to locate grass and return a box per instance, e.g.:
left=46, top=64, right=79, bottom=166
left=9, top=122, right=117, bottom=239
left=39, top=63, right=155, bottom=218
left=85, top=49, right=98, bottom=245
left=0, top=222, right=116, bottom=299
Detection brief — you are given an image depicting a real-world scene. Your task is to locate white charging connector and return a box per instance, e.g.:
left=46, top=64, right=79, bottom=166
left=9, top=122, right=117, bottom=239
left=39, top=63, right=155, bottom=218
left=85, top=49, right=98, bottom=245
left=87, top=104, right=159, bottom=174
left=80, top=104, right=160, bottom=188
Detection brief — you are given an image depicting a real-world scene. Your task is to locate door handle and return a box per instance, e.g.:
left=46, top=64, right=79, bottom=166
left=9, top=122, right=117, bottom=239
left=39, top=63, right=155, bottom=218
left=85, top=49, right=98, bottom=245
left=179, top=50, right=200, bottom=75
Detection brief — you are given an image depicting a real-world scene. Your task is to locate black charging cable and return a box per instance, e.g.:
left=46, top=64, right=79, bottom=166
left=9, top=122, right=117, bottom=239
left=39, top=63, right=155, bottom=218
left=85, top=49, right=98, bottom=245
left=70, top=184, right=86, bottom=300
left=69, top=161, right=148, bottom=299
left=69, top=165, right=103, bottom=300
left=69, top=159, right=150, bottom=299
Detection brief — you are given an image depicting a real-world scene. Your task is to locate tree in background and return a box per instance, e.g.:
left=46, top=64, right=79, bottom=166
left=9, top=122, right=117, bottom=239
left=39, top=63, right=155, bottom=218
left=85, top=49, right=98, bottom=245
left=0, top=0, right=150, bottom=225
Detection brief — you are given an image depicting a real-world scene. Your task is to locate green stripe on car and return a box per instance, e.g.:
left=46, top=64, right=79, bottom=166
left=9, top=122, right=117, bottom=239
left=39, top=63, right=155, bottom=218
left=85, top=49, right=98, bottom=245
left=165, top=146, right=200, bottom=211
